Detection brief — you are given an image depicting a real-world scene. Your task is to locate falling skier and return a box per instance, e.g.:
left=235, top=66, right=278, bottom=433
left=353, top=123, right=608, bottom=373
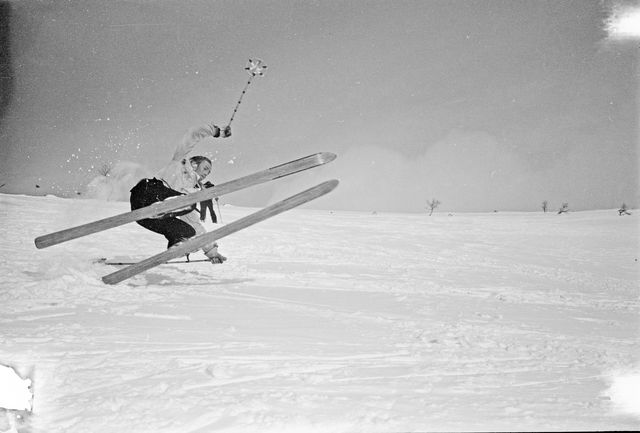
left=129, top=123, right=231, bottom=263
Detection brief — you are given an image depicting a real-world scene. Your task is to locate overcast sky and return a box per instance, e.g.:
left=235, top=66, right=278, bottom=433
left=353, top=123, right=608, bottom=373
left=0, top=0, right=637, bottom=212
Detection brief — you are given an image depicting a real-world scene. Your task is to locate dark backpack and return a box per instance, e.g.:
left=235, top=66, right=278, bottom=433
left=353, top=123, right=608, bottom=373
left=130, top=178, right=196, bottom=217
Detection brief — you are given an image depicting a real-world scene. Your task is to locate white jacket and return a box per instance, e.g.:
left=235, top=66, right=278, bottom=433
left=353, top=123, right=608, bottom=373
left=155, top=125, right=215, bottom=194
left=155, top=125, right=216, bottom=237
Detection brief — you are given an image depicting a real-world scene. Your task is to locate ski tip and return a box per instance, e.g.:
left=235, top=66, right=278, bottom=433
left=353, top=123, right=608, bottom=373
left=324, top=179, right=340, bottom=191
left=318, top=152, right=337, bottom=164
left=300, top=179, right=339, bottom=198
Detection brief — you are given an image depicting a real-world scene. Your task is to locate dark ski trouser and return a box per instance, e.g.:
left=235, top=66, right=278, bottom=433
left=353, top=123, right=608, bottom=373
left=135, top=217, right=196, bottom=248
left=130, top=178, right=197, bottom=248
left=199, top=199, right=217, bottom=223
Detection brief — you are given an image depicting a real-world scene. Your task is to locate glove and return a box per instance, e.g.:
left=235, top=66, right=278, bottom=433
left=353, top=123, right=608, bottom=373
left=208, top=124, right=221, bottom=138
left=222, top=125, right=232, bottom=138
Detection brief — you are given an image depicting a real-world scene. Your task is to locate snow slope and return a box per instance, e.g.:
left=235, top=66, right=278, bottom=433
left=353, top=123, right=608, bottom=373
left=1, top=193, right=638, bottom=432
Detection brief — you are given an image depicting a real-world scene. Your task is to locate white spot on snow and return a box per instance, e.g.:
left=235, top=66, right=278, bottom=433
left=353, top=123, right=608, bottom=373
left=0, top=364, right=33, bottom=412
left=603, top=369, right=640, bottom=418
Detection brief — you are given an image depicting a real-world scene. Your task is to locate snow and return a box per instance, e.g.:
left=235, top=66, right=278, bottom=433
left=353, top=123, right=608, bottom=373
left=0, top=364, right=33, bottom=411
left=0, top=192, right=638, bottom=432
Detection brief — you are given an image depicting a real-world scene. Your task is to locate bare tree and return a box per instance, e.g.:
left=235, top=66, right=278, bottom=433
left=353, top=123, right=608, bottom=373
left=557, top=203, right=569, bottom=214
left=426, top=198, right=441, bottom=216
left=618, top=203, right=632, bottom=216
left=98, top=163, right=112, bottom=177
left=541, top=200, right=548, bottom=213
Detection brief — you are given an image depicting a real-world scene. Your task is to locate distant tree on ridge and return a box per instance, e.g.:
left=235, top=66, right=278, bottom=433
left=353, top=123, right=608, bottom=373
left=426, top=198, right=441, bottom=216
left=541, top=200, right=549, bottom=213
left=98, top=163, right=112, bottom=177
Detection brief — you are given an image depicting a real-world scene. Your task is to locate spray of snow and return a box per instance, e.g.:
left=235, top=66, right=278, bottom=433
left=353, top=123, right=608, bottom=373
left=84, top=161, right=152, bottom=202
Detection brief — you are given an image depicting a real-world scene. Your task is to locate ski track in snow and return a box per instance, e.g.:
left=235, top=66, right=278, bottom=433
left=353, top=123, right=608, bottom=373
left=0, top=193, right=638, bottom=432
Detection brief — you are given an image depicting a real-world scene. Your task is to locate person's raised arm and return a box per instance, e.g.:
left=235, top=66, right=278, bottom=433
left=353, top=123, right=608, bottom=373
left=170, top=123, right=230, bottom=162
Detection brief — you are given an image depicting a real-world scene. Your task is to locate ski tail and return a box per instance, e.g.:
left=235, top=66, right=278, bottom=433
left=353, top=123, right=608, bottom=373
left=34, top=206, right=151, bottom=250
left=101, top=179, right=339, bottom=285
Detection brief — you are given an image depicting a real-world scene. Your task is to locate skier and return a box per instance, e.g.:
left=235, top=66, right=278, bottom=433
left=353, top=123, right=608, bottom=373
left=129, top=123, right=231, bottom=263
left=199, top=181, right=218, bottom=223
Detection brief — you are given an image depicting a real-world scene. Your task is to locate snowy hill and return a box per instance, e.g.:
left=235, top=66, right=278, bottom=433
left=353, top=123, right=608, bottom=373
left=0, top=193, right=638, bottom=432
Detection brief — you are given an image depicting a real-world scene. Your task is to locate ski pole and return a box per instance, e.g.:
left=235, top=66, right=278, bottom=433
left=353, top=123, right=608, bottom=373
left=227, top=58, right=267, bottom=128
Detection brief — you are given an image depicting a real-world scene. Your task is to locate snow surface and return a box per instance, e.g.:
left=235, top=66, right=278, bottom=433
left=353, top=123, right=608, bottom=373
left=0, top=193, right=638, bottom=432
